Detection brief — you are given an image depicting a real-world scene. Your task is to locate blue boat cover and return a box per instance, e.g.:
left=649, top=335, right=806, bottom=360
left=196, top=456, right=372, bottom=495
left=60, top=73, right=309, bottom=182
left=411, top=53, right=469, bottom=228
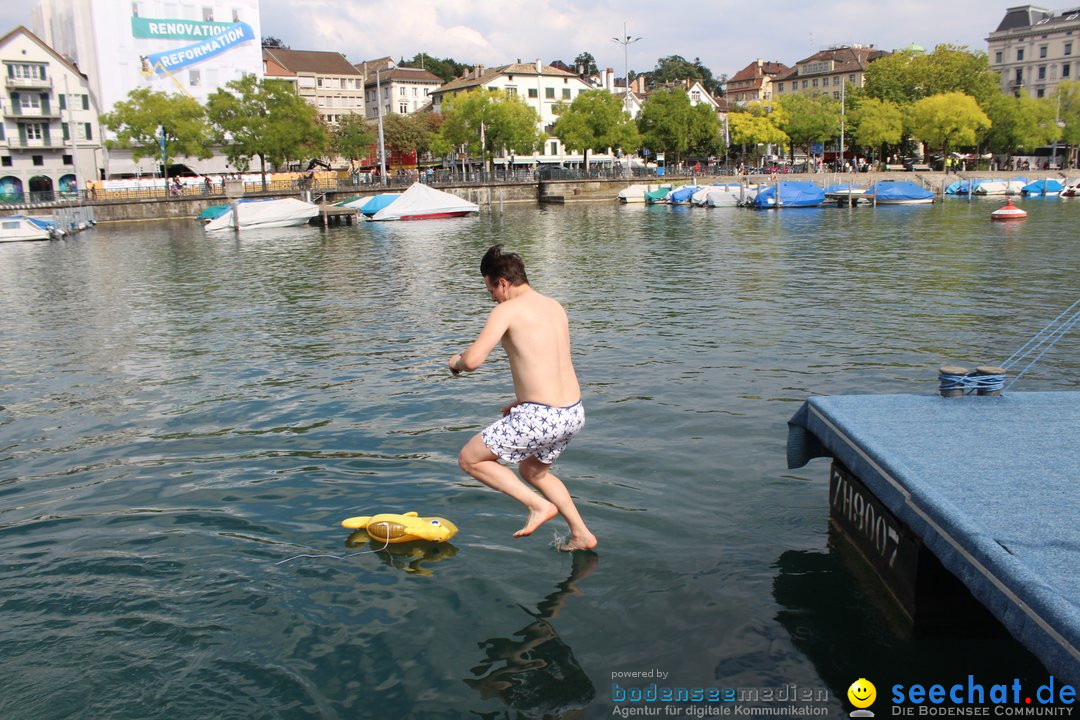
left=787, top=392, right=1080, bottom=683
left=1022, top=179, right=1064, bottom=195
left=867, top=181, right=935, bottom=202
left=753, top=181, right=825, bottom=208
left=198, top=204, right=230, bottom=220
left=667, top=186, right=697, bottom=204
left=360, top=193, right=401, bottom=216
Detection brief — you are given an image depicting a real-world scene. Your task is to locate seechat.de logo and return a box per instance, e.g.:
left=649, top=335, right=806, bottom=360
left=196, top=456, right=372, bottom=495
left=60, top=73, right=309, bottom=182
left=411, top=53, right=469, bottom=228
left=848, top=678, right=877, bottom=718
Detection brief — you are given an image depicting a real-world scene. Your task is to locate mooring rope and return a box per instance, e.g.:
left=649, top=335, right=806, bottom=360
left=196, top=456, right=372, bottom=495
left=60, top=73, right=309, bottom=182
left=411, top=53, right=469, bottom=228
left=1002, top=301, right=1080, bottom=391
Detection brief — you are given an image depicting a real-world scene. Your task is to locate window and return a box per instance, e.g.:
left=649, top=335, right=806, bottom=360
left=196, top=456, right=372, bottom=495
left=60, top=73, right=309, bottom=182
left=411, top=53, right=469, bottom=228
left=528, top=88, right=537, bottom=98
left=26, top=123, right=44, bottom=140
left=189, top=69, right=200, bottom=86
left=562, top=88, right=570, bottom=99
left=62, top=123, right=69, bottom=140
left=63, top=154, right=73, bottom=165
left=1038, top=65, right=1046, bottom=80
left=202, top=6, right=213, bottom=20
left=20, top=93, right=41, bottom=111
left=412, top=87, right=417, bottom=97
left=0, top=157, right=11, bottom=167
left=995, top=51, right=1003, bottom=63
left=399, top=102, right=407, bottom=113
left=81, top=95, right=89, bottom=110
left=59, top=94, right=66, bottom=110
left=505, top=87, right=517, bottom=97
left=545, top=87, right=554, bottom=99
left=833, top=76, right=840, bottom=86
left=1017, top=48, right=1025, bottom=61
left=83, top=122, right=92, bottom=140
left=849, top=74, right=856, bottom=83
left=399, top=86, right=407, bottom=96
left=1016, top=68, right=1024, bottom=83
left=550, top=140, right=558, bottom=155
left=812, top=78, right=818, bottom=87
left=1066, top=42, right=1073, bottom=56
left=33, top=155, right=44, bottom=166
left=833, top=91, right=840, bottom=99
left=1040, top=45, right=1048, bottom=58
left=1065, top=64, right=1072, bottom=78
left=777, top=82, right=784, bottom=92
left=801, top=79, right=807, bottom=88
left=1037, top=88, right=1045, bottom=98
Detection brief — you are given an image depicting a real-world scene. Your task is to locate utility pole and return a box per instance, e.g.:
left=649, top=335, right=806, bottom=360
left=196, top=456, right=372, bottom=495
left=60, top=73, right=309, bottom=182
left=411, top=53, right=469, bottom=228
left=376, top=67, right=387, bottom=185
left=611, top=22, right=641, bottom=114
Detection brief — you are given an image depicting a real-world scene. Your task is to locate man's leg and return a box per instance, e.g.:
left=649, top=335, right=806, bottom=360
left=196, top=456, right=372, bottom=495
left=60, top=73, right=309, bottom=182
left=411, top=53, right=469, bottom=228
left=519, top=456, right=597, bottom=551
left=458, top=434, right=557, bottom=536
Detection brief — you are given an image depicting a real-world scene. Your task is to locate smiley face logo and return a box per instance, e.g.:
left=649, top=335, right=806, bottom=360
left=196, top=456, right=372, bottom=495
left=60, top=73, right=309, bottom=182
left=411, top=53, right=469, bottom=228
left=847, top=678, right=876, bottom=709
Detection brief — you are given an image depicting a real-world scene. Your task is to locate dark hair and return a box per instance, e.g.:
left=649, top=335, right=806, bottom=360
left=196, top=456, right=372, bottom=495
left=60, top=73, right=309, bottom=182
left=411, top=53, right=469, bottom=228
left=480, top=245, right=528, bottom=285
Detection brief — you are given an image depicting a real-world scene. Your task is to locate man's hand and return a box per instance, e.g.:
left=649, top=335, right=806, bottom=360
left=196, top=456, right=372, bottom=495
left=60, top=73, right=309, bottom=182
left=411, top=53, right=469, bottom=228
left=449, top=354, right=464, bottom=375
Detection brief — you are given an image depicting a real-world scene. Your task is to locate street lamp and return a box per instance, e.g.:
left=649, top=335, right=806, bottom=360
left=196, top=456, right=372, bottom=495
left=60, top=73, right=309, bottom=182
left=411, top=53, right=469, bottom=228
left=611, top=22, right=640, bottom=113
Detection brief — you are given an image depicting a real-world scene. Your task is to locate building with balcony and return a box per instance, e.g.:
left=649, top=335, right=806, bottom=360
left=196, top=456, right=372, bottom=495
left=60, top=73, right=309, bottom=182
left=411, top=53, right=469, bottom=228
left=357, top=57, right=442, bottom=120
left=726, top=59, right=790, bottom=104
left=987, top=5, right=1080, bottom=98
left=0, top=26, right=102, bottom=202
left=261, top=47, right=364, bottom=125
left=774, top=45, right=889, bottom=99
left=429, top=60, right=597, bottom=165
left=32, top=0, right=262, bottom=176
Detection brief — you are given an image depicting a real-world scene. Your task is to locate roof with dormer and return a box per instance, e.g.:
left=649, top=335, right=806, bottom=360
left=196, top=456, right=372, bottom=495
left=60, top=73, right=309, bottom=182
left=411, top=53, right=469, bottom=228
left=776, top=45, right=889, bottom=82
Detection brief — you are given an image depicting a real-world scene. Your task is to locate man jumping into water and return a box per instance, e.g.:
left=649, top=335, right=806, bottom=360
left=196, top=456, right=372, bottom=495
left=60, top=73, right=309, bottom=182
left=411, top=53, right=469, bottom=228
left=449, top=245, right=597, bottom=552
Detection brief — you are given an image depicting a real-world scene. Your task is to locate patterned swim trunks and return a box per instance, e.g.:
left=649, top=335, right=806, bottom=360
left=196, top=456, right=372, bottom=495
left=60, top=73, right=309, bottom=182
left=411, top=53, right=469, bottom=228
left=481, top=401, right=585, bottom=464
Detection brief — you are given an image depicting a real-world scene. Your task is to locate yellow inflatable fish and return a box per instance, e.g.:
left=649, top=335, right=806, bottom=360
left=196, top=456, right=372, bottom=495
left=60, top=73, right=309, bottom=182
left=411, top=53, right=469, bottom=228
left=341, top=511, right=458, bottom=543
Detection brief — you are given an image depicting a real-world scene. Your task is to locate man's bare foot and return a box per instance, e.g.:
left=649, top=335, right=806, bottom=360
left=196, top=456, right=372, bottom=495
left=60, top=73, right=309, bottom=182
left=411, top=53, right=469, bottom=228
left=513, top=501, right=558, bottom=537
left=558, top=530, right=598, bottom=552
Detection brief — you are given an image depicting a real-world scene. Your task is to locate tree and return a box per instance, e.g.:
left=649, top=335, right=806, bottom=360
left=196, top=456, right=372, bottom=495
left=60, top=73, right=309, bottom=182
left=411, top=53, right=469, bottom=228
left=552, top=90, right=640, bottom=171
left=99, top=87, right=213, bottom=193
left=864, top=45, right=999, bottom=108
left=687, top=103, right=722, bottom=157
left=637, top=87, right=695, bottom=165
left=647, top=55, right=724, bottom=96
left=983, top=92, right=1060, bottom=156
left=775, top=94, right=840, bottom=160
left=436, top=88, right=543, bottom=172
left=573, top=52, right=599, bottom=77
left=905, top=92, right=991, bottom=156
left=382, top=113, right=424, bottom=158
left=261, top=36, right=289, bottom=48
left=206, top=75, right=328, bottom=190
left=331, top=114, right=376, bottom=173
left=848, top=98, right=904, bottom=165
left=727, top=111, right=788, bottom=162
left=400, top=53, right=470, bottom=84
left=1055, top=80, right=1080, bottom=158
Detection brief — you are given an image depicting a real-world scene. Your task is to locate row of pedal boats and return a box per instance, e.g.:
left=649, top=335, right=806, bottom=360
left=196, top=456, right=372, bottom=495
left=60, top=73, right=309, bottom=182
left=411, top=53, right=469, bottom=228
left=619, top=181, right=937, bottom=208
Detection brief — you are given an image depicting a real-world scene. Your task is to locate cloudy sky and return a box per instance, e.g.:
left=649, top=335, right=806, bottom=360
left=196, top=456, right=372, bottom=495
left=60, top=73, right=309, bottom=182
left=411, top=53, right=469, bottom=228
left=8, top=0, right=1024, bottom=78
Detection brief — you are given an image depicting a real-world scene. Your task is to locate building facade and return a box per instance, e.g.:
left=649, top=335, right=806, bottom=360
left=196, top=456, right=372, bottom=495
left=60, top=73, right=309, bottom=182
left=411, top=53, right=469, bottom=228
left=33, top=0, right=263, bottom=176
left=0, top=26, right=102, bottom=201
left=726, top=59, right=790, bottom=104
left=356, top=57, right=441, bottom=120
left=987, top=5, right=1080, bottom=98
left=430, top=60, right=601, bottom=163
left=775, top=45, right=888, bottom=98
left=262, top=47, right=363, bottom=125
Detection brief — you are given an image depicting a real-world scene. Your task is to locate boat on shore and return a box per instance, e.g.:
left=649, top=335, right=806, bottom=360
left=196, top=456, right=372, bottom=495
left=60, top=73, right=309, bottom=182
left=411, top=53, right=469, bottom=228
left=0, top=214, right=62, bottom=242
left=203, top=198, right=319, bottom=231
left=369, top=183, right=478, bottom=221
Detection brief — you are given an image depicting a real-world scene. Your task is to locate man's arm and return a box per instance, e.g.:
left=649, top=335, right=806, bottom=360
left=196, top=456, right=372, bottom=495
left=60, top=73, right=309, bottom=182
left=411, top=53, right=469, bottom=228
left=448, top=305, right=511, bottom=374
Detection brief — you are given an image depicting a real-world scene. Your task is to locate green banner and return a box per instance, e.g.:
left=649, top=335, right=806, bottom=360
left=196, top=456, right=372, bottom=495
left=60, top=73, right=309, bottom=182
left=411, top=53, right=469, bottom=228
left=131, top=16, right=235, bottom=40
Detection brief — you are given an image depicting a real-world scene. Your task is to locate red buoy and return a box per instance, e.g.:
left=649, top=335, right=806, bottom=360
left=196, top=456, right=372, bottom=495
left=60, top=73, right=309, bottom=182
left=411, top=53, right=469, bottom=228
left=991, top=198, right=1027, bottom=221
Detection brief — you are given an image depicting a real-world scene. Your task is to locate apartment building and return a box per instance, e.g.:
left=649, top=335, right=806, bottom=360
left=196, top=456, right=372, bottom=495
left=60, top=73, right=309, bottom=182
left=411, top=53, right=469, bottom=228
left=774, top=45, right=889, bottom=99
left=987, top=4, right=1080, bottom=98
left=0, top=26, right=102, bottom=201
left=262, top=47, right=364, bottom=125
left=726, top=59, right=790, bottom=104
left=357, top=57, right=442, bottom=120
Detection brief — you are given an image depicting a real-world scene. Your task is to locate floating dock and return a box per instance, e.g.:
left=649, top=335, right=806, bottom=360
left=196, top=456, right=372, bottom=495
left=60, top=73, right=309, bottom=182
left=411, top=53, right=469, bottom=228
left=787, top=391, right=1080, bottom=683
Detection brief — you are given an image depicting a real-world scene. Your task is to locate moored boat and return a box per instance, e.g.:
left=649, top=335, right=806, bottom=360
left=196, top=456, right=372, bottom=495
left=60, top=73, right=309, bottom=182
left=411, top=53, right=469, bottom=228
left=0, top=214, right=61, bottom=242
left=644, top=186, right=672, bottom=204
left=666, top=186, right=697, bottom=205
left=204, top=198, right=320, bottom=231
left=1021, top=178, right=1064, bottom=196
left=752, top=182, right=825, bottom=209
left=369, top=182, right=479, bottom=221
left=866, top=181, right=935, bottom=205
left=617, top=184, right=650, bottom=203
left=824, top=183, right=869, bottom=204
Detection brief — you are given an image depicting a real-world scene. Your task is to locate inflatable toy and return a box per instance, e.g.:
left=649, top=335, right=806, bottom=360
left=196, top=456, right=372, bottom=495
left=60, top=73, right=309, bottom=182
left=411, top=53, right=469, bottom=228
left=341, top=511, right=458, bottom=543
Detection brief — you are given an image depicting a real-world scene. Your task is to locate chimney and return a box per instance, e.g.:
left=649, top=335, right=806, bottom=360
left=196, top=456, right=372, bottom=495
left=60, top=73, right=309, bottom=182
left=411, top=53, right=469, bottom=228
left=536, top=58, right=542, bottom=73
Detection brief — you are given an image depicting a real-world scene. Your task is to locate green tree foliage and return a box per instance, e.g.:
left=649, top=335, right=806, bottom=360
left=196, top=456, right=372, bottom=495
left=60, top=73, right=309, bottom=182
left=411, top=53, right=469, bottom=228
left=552, top=90, right=640, bottom=171
left=687, top=103, right=722, bottom=157
left=573, top=53, right=599, bottom=77
left=848, top=98, right=904, bottom=162
left=436, top=88, right=543, bottom=171
left=864, top=45, right=999, bottom=107
left=983, top=93, right=1061, bottom=155
left=775, top=94, right=840, bottom=159
left=1055, top=80, right=1080, bottom=147
left=647, top=55, right=723, bottom=96
left=382, top=113, right=424, bottom=156
left=905, top=92, right=991, bottom=155
left=261, top=36, right=289, bottom=48
left=100, top=87, right=212, bottom=191
left=637, top=87, right=694, bottom=164
left=400, top=53, right=470, bottom=84
left=331, top=113, right=376, bottom=171
left=726, top=110, right=788, bottom=161
left=206, top=75, right=328, bottom=190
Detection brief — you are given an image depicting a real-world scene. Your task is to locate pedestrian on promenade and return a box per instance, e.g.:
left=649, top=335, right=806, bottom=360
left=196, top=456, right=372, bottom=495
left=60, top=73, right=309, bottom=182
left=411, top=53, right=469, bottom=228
left=449, top=245, right=597, bottom=552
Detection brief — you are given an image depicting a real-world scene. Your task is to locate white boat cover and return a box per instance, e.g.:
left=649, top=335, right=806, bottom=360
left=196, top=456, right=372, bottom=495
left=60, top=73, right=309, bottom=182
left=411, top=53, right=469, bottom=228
left=205, top=198, right=319, bottom=231
left=371, top=183, right=479, bottom=221
left=0, top=215, right=54, bottom=241
left=617, top=184, right=650, bottom=202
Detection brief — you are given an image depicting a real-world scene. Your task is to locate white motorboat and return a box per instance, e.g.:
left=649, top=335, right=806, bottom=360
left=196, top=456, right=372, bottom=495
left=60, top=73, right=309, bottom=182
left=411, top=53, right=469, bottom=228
left=369, top=183, right=479, bottom=221
left=0, top=214, right=61, bottom=242
left=204, top=198, right=319, bottom=231
left=705, top=189, right=743, bottom=207
left=617, top=184, right=650, bottom=203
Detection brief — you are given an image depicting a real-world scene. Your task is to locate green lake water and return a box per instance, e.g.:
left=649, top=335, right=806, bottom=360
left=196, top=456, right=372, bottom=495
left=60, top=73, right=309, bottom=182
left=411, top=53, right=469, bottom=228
left=0, top=198, right=1076, bottom=719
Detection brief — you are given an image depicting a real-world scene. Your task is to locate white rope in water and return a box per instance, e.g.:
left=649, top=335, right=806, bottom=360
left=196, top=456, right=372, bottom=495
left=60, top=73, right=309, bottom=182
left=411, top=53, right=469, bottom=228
left=275, top=522, right=393, bottom=565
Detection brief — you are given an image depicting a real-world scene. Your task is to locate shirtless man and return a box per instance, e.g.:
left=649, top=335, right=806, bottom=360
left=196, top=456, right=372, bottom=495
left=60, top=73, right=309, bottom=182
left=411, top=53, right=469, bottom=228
left=449, top=245, right=597, bottom=551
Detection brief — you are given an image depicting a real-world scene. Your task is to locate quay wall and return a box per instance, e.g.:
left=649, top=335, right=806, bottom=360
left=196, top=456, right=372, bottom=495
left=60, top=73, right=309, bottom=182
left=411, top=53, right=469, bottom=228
left=0, top=171, right=1071, bottom=223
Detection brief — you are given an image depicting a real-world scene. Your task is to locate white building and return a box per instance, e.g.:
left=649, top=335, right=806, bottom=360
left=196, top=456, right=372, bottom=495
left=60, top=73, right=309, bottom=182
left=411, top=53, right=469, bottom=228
left=987, top=4, right=1080, bottom=99
left=0, top=26, right=102, bottom=201
left=429, top=60, right=606, bottom=165
left=357, top=57, right=442, bottom=120
left=33, top=0, right=263, bottom=176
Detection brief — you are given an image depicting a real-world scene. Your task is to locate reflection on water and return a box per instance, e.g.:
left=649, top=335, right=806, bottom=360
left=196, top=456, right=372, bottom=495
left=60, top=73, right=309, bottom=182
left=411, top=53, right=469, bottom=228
left=345, top=530, right=459, bottom=576
left=465, top=551, right=598, bottom=719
